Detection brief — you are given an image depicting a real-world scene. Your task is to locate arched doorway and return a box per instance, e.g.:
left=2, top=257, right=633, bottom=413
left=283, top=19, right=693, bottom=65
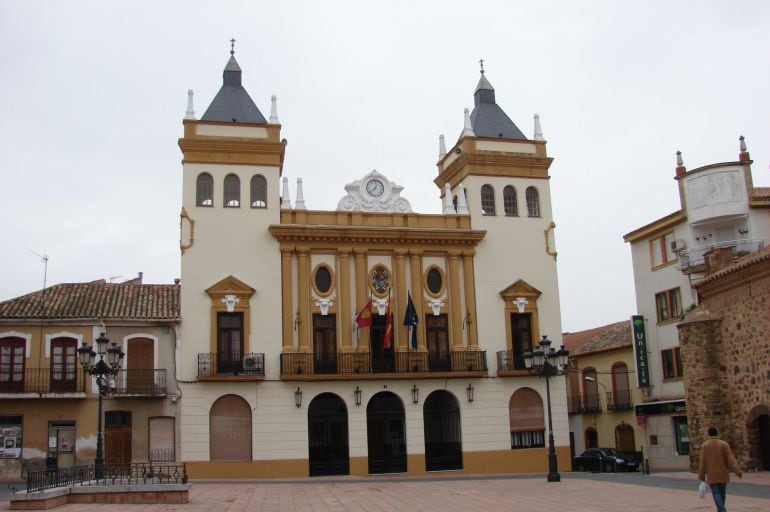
left=423, top=390, right=462, bottom=471
left=367, top=391, right=406, bottom=474
left=758, top=415, right=770, bottom=470
left=615, top=423, right=635, bottom=452
left=308, top=393, right=349, bottom=476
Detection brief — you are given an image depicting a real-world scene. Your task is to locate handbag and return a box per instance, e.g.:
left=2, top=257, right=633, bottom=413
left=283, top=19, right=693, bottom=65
left=698, top=480, right=708, bottom=499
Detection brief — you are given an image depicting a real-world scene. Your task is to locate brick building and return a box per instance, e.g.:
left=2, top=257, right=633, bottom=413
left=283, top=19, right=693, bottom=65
left=678, top=245, right=770, bottom=471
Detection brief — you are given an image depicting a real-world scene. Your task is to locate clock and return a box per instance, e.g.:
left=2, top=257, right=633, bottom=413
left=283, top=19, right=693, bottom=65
left=365, top=179, right=385, bottom=198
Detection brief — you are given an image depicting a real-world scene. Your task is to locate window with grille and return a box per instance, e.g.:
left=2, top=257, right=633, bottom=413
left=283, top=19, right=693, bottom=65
left=481, top=184, right=496, bottom=215
left=509, top=388, right=545, bottom=449
left=223, top=174, right=240, bottom=207
left=526, top=187, right=540, bottom=217
left=503, top=186, right=518, bottom=216
left=196, top=173, right=213, bottom=206
left=250, top=175, right=267, bottom=208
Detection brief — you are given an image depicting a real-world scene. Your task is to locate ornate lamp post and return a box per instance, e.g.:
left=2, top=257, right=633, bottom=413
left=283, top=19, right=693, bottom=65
left=77, top=332, right=124, bottom=479
left=523, top=335, right=569, bottom=483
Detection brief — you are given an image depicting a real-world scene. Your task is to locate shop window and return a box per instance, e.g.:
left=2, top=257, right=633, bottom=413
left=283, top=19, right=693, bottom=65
left=0, top=415, right=22, bottom=458
left=674, top=416, right=690, bottom=455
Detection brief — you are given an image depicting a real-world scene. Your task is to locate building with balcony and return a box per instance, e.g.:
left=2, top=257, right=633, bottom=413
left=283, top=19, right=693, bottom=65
left=623, top=139, right=770, bottom=470
left=177, top=51, right=568, bottom=478
left=0, top=276, right=180, bottom=479
left=563, top=321, right=642, bottom=462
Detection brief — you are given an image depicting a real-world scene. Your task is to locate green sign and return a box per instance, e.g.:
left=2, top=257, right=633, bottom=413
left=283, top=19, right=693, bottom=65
left=632, top=315, right=650, bottom=388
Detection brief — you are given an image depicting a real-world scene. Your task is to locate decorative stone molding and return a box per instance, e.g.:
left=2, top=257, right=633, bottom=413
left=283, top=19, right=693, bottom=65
left=336, top=170, right=412, bottom=212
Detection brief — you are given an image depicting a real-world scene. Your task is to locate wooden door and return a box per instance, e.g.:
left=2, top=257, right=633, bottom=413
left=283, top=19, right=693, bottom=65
left=50, top=338, right=77, bottom=392
left=426, top=315, right=450, bottom=371
left=127, top=338, right=153, bottom=393
left=0, top=338, right=25, bottom=392
left=313, top=314, right=337, bottom=374
left=105, top=411, right=132, bottom=467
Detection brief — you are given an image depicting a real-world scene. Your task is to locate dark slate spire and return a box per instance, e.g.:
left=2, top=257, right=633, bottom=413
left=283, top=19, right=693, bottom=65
left=201, top=50, right=267, bottom=124
left=468, top=69, right=527, bottom=140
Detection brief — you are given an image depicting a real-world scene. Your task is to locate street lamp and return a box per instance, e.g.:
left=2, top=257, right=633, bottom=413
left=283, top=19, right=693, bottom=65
left=523, top=335, right=569, bottom=483
left=78, top=332, right=124, bottom=479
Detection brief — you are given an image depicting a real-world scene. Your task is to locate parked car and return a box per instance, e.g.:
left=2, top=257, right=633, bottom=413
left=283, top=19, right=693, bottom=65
left=573, top=448, right=639, bottom=472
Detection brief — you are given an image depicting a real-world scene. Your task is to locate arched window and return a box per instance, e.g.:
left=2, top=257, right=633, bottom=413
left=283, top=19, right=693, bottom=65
left=196, top=173, right=213, bottom=207
left=526, top=187, right=540, bottom=217
left=250, top=175, right=267, bottom=208
left=223, top=174, right=240, bottom=207
left=615, top=423, right=635, bottom=452
left=509, top=387, right=545, bottom=449
left=503, top=185, right=518, bottom=216
left=481, top=185, right=495, bottom=216
left=611, top=363, right=631, bottom=410
left=210, top=394, right=251, bottom=461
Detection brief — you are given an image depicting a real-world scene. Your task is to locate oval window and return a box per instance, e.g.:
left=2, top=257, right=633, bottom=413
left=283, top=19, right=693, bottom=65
left=426, top=268, right=442, bottom=294
left=315, top=266, right=332, bottom=294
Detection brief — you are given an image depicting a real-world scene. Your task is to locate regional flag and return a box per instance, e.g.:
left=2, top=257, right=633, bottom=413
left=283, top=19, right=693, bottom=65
left=383, top=293, right=392, bottom=349
left=355, top=299, right=373, bottom=328
left=403, top=292, right=418, bottom=349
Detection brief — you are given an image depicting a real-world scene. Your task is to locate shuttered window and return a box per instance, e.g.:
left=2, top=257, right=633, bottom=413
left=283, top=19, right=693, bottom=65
left=509, top=388, right=545, bottom=449
left=149, top=417, right=175, bottom=462
left=210, top=395, right=251, bottom=461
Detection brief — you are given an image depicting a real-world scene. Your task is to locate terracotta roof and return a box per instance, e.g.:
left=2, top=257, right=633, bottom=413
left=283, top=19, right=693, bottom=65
left=0, top=281, right=180, bottom=321
left=693, top=244, right=770, bottom=288
left=563, top=320, right=631, bottom=356
left=752, top=187, right=770, bottom=200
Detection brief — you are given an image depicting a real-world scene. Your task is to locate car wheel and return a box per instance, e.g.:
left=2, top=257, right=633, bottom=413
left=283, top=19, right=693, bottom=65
left=577, top=464, right=585, bottom=472
left=604, top=461, right=615, bottom=472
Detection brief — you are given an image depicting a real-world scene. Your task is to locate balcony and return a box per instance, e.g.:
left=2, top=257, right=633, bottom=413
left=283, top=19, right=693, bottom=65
left=280, top=350, right=487, bottom=380
left=566, top=393, right=602, bottom=414
left=112, top=369, right=167, bottom=396
left=605, top=389, right=633, bottom=411
left=0, top=368, right=87, bottom=395
left=495, top=350, right=528, bottom=375
left=679, top=238, right=764, bottom=272
left=197, top=353, right=265, bottom=380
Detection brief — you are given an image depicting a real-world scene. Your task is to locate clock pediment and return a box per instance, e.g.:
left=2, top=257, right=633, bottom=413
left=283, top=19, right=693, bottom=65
left=337, top=170, right=413, bottom=213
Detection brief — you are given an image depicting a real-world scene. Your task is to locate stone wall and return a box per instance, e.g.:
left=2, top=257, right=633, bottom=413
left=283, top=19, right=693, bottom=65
left=678, top=260, right=770, bottom=471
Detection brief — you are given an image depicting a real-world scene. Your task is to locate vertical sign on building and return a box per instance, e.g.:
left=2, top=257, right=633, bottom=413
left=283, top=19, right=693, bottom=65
left=632, top=315, right=650, bottom=388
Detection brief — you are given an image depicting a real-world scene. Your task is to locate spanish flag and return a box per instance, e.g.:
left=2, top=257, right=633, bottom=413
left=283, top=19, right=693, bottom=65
left=383, top=292, right=392, bottom=349
left=355, top=298, right=373, bottom=328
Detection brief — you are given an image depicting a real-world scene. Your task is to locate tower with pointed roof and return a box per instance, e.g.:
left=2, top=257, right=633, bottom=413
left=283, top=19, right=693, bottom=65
left=177, top=47, right=285, bottom=388
left=435, top=67, right=562, bottom=369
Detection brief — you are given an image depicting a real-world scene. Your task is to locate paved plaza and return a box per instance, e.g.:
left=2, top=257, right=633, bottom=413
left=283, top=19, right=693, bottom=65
left=3, top=471, right=770, bottom=511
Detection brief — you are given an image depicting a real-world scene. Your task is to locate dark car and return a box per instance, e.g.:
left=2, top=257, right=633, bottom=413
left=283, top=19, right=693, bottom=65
left=573, top=448, right=639, bottom=472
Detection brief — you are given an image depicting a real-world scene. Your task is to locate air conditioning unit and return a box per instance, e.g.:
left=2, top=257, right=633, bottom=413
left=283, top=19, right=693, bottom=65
left=670, top=238, right=687, bottom=252
left=242, top=356, right=260, bottom=374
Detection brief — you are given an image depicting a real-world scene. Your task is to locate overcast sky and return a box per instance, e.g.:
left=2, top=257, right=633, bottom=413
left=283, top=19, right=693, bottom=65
left=1, top=1, right=768, bottom=332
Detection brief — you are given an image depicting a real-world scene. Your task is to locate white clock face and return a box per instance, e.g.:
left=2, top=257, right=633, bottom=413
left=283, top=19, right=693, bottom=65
left=365, top=179, right=385, bottom=198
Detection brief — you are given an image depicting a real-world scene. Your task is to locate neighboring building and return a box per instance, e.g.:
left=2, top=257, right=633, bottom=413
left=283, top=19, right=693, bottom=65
left=0, top=276, right=180, bottom=480
left=563, top=321, right=642, bottom=461
left=679, top=245, right=770, bottom=472
left=623, top=139, right=769, bottom=470
left=177, top=52, right=568, bottom=478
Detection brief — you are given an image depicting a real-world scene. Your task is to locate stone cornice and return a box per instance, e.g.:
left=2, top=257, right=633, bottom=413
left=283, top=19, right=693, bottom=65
left=269, top=224, right=486, bottom=248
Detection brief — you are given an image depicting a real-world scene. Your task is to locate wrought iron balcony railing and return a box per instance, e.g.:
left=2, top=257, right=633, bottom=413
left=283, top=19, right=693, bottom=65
left=197, top=352, right=265, bottom=378
left=496, top=350, right=527, bottom=372
left=567, top=393, right=602, bottom=414
left=280, top=350, right=486, bottom=376
left=678, top=238, right=764, bottom=271
left=605, top=389, right=633, bottom=411
left=0, top=367, right=87, bottom=394
left=112, top=369, right=167, bottom=395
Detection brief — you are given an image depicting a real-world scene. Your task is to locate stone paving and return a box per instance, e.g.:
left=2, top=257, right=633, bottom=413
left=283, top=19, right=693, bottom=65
left=3, top=472, right=769, bottom=511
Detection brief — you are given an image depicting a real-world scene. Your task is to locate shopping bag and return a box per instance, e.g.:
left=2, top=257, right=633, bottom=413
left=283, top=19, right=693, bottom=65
left=698, top=480, right=708, bottom=499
